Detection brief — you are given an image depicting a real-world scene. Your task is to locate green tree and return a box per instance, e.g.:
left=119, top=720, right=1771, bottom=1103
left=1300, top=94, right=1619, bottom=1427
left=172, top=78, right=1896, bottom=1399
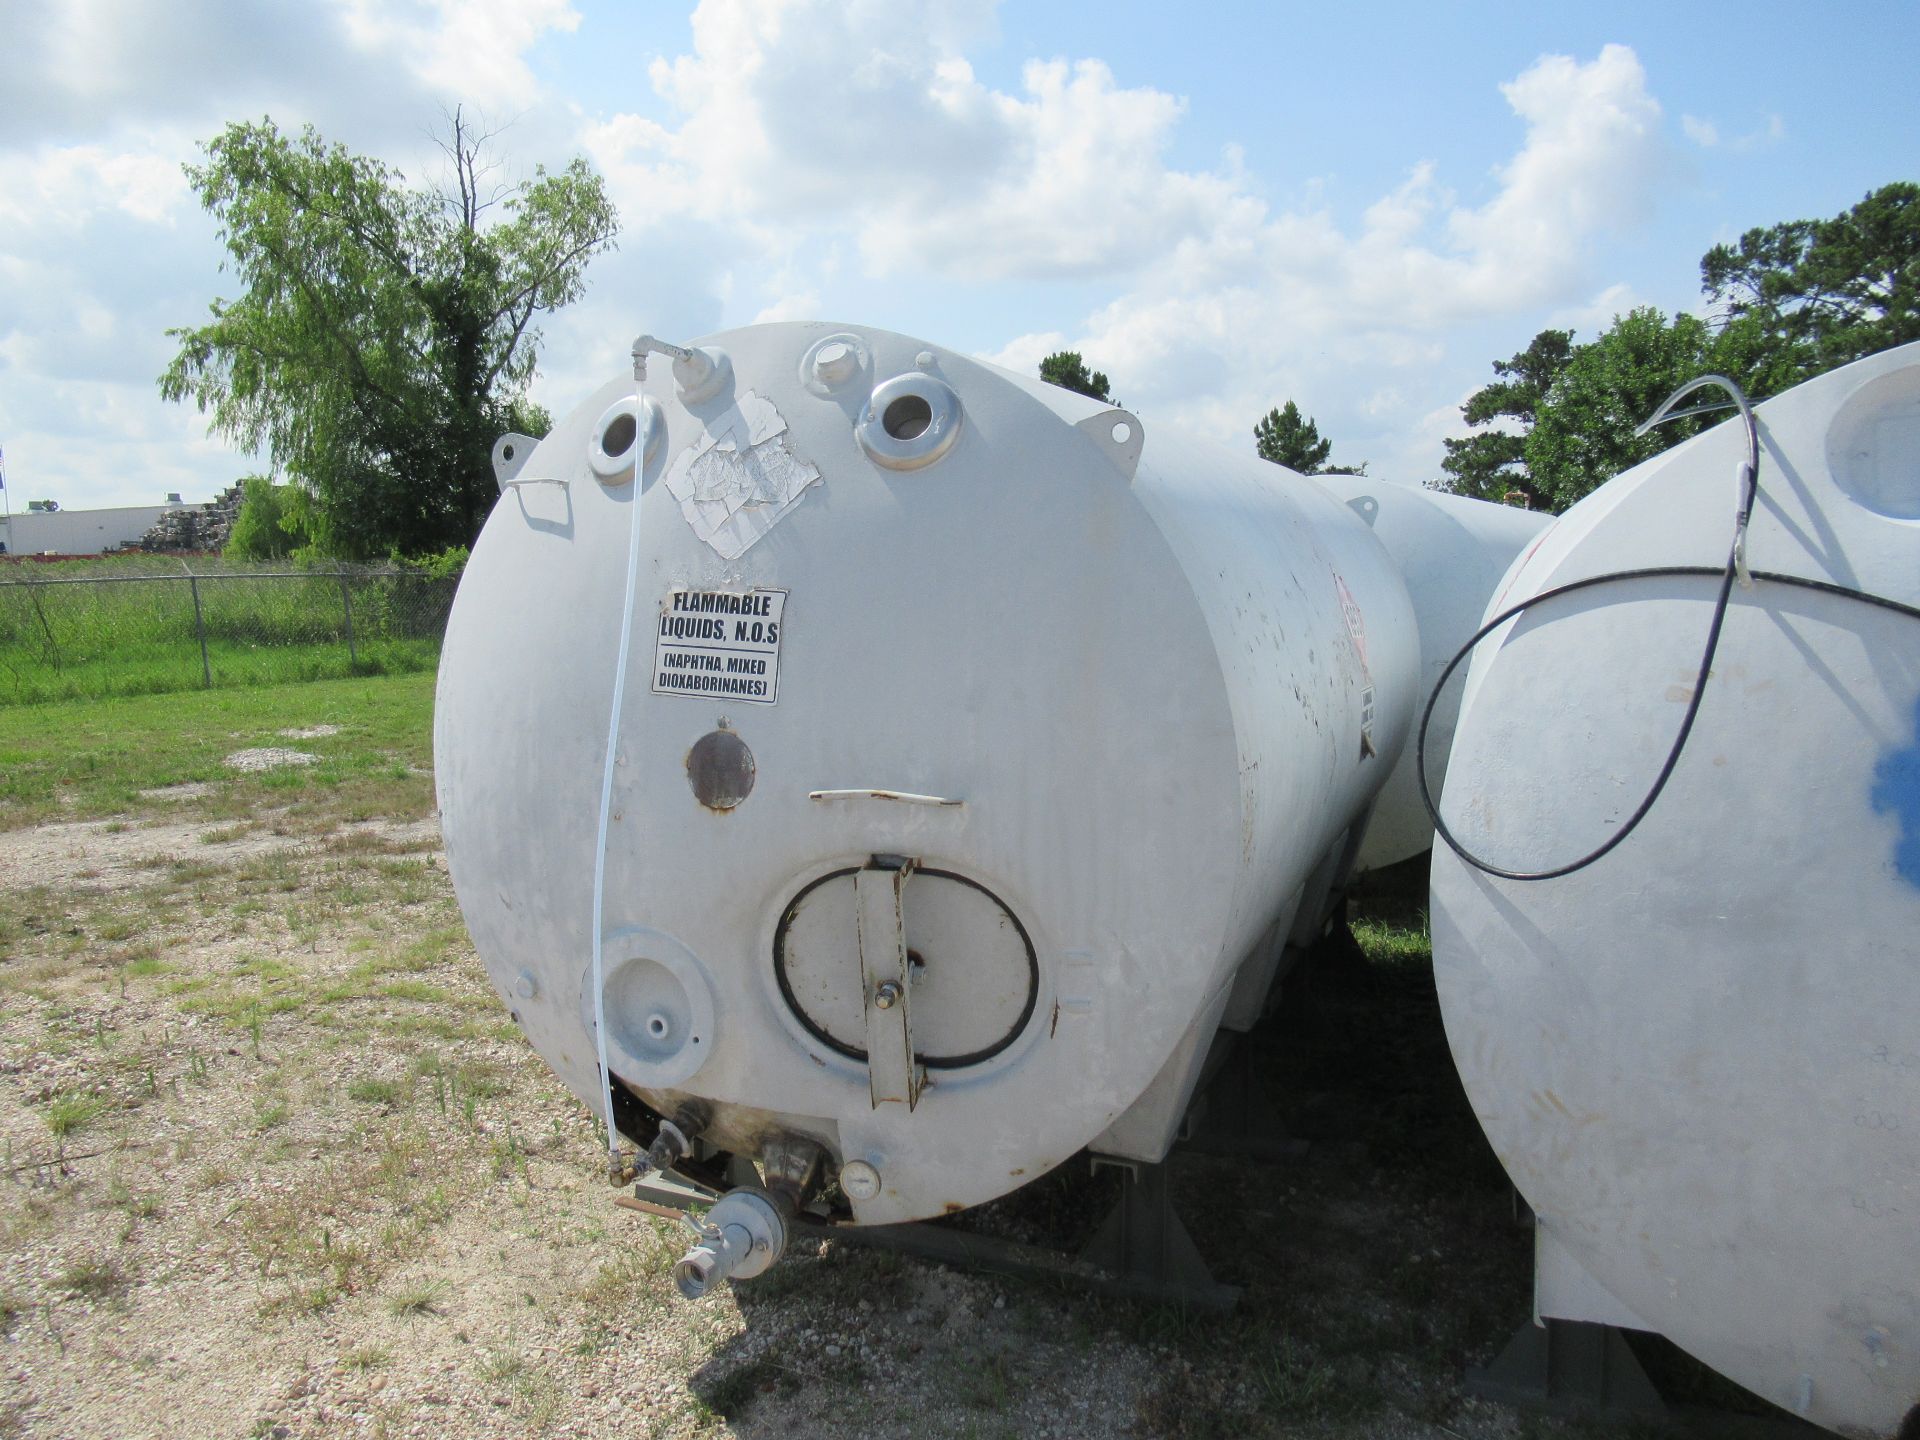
left=1255, top=401, right=1327, bottom=471
left=1521, top=307, right=1724, bottom=510
left=161, top=112, right=617, bottom=559
left=1254, top=400, right=1364, bottom=475
left=1438, top=329, right=1574, bottom=507
left=1039, top=351, right=1114, bottom=403
left=1444, top=184, right=1919, bottom=512
left=1702, top=182, right=1920, bottom=370
left=1518, top=307, right=1816, bottom=512
left=224, top=475, right=308, bottom=560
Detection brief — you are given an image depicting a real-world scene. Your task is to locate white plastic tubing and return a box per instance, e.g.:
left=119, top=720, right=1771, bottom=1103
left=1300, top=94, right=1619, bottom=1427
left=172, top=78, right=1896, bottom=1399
left=589, top=379, right=652, bottom=1162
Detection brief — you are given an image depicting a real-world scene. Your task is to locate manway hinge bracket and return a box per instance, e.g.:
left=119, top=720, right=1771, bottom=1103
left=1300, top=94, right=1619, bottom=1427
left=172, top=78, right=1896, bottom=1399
left=856, top=858, right=924, bottom=1110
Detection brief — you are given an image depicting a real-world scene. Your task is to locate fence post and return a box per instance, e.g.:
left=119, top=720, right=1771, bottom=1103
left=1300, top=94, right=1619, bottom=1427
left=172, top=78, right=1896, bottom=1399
left=188, top=573, right=211, bottom=689
left=22, top=576, right=62, bottom=674
left=339, top=572, right=358, bottom=669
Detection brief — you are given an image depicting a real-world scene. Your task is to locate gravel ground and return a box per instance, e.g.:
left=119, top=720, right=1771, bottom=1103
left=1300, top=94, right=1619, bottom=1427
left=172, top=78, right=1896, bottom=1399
left=0, top=781, right=1696, bottom=1440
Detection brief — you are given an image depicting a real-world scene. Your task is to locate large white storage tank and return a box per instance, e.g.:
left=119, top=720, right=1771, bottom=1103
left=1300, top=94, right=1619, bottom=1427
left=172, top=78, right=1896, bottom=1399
left=437, top=320, right=1415, bottom=1230
left=435, top=321, right=1537, bottom=1287
left=1431, top=342, right=1920, bottom=1438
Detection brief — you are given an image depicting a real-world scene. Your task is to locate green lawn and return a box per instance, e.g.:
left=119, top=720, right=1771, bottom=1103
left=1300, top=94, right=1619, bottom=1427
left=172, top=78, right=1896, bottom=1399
left=0, top=634, right=443, bottom=707
left=0, top=669, right=438, bottom=830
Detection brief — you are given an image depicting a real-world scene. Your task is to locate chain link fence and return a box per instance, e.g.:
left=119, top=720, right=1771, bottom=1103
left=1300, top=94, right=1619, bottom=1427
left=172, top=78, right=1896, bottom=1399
left=0, top=560, right=458, bottom=706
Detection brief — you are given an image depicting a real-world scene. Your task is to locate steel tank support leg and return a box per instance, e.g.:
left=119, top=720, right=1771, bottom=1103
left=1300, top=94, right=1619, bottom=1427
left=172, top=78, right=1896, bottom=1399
left=1079, top=1158, right=1240, bottom=1311
left=1177, top=1032, right=1311, bottom=1164
left=1466, top=1318, right=1666, bottom=1422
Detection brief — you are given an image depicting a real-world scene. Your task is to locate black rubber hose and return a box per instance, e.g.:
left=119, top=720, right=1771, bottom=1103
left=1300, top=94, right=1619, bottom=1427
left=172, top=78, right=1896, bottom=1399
left=1417, top=367, right=1920, bottom=884
left=1417, top=564, right=1920, bottom=880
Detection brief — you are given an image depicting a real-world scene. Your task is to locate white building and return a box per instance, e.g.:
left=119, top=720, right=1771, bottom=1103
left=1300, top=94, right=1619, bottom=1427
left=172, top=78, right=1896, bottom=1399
left=2, top=498, right=189, bottom=556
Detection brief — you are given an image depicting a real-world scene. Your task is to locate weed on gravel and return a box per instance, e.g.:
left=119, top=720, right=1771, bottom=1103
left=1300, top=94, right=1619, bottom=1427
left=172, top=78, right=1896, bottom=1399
left=0, top=675, right=1765, bottom=1440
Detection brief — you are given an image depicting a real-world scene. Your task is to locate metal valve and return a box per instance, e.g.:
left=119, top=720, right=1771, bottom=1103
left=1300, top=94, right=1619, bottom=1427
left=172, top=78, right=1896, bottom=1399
left=629, top=333, right=731, bottom=402
left=671, top=1187, right=788, bottom=1299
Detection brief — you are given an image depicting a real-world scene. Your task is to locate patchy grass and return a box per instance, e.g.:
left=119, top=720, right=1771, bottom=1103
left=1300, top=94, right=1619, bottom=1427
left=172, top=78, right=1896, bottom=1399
left=104, top=1176, right=164, bottom=1222
left=44, top=1092, right=108, bottom=1137
left=386, top=1277, right=451, bottom=1318
left=1250, top=1335, right=1340, bottom=1418
left=952, top=1352, right=1016, bottom=1411
left=573, top=1243, right=675, bottom=1356
left=57, top=1255, right=129, bottom=1300
left=475, top=1342, right=529, bottom=1387
left=347, top=1077, right=411, bottom=1108
left=1350, top=914, right=1430, bottom=967
left=0, top=670, right=435, bottom=831
left=0, top=675, right=1764, bottom=1440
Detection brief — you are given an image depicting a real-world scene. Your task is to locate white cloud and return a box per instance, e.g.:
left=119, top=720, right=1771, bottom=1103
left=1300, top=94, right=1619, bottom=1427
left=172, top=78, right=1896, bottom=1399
left=865, top=57, right=1253, bottom=282
left=0, top=0, right=598, bottom=507
left=1004, top=45, right=1669, bottom=481
left=586, top=0, right=1247, bottom=281
left=1443, top=45, right=1663, bottom=302
left=979, top=331, right=1070, bottom=377
left=1682, top=114, right=1720, bottom=148
left=0, top=142, right=190, bottom=230
left=1411, top=392, right=1481, bottom=457
left=2, top=389, right=236, bottom=512
left=1680, top=109, right=1785, bottom=153
left=1, top=0, right=431, bottom=148
left=1546, top=280, right=1643, bottom=336
left=752, top=291, right=823, bottom=324
left=338, top=0, right=581, bottom=111
left=572, top=18, right=1673, bottom=486
left=0, top=0, right=1686, bottom=510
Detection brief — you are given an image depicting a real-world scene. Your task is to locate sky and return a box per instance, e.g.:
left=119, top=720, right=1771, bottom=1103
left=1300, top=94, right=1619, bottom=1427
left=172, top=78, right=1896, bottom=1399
left=2, top=0, right=1916, bottom=511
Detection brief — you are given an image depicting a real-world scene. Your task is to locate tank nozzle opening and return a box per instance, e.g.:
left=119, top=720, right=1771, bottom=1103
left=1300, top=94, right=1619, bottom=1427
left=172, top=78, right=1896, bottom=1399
left=637, top=1104, right=707, bottom=1179
left=644, top=1117, right=691, bottom=1175
left=671, top=1187, right=788, bottom=1300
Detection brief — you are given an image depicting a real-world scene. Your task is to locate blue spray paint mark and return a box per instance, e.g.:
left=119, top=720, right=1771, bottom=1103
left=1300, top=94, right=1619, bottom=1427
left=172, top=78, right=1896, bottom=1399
left=1870, top=693, right=1920, bottom=888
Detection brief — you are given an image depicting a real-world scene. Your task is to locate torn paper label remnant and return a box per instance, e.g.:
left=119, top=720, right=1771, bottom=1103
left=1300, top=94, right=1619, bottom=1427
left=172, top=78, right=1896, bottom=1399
left=663, top=392, right=821, bottom=560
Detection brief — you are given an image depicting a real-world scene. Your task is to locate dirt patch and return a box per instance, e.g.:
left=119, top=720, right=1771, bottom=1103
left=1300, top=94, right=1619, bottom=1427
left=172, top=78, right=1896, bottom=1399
left=0, top=817, right=296, bottom=892
left=224, top=748, right=319, bottom=772
left=279, top=726, right=341, bottom=741
left=0, top=813, right=440, bottom=894
left=136, top=783, right=215, bottom=803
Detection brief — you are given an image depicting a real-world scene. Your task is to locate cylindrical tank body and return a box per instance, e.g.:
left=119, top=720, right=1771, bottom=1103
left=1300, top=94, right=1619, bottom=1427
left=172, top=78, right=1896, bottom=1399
left=1432, top=342, right=1920, bottom=1437
left=1304, top=479, right=1551, bottom=869
left=436, top=321, right=1420, bottom=1225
